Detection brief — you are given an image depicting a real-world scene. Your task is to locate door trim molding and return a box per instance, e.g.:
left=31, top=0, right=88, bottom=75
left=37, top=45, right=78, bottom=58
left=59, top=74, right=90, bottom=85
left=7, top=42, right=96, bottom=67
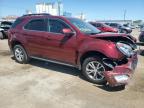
left=30, top=56, right=77, bottom=68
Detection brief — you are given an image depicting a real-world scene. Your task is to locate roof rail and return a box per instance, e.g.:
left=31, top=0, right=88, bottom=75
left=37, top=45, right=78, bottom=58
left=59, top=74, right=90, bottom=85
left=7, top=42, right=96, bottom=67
left=22, top=13, right=51, bottom=17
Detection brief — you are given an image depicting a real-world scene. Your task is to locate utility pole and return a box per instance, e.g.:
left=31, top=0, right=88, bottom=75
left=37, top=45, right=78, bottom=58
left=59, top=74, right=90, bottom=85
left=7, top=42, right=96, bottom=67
left=124, top=9, right=127, bottom=21
left=57, top=0, right=61, bottom=16
left=80, top=12, right=85, bottom=20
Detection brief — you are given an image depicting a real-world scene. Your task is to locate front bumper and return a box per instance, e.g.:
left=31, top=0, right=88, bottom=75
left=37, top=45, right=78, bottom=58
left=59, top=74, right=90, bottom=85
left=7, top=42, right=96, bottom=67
left=104, top=54, right=138, bottom=87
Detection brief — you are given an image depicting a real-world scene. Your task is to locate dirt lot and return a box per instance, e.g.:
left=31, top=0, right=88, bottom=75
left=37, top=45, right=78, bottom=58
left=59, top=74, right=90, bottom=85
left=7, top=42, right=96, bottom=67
left=0, top=29, right=144, bottom=108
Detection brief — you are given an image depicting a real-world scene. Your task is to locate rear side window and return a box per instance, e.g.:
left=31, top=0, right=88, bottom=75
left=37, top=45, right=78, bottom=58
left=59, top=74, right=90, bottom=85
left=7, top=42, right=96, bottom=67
left=95, top=23, right=102, bottom=27
left=24, top=19, right=47, bottom=31
left=48, top=19, right=70, bottom=34
left=110, top=23, right=117, bottom=27
left=11, top=18, right=23, bottom=28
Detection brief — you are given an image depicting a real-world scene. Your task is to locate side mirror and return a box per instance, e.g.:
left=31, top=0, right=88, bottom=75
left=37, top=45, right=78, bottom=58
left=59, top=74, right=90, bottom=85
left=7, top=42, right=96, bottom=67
left=62, top=28, right=74, bottom=36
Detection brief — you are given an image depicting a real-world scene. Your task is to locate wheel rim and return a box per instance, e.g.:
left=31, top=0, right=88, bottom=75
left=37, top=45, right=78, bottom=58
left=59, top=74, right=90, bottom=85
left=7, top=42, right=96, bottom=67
left=15, top=48, right=24, bottom=62
left=86, top=61, right=105, bottom=81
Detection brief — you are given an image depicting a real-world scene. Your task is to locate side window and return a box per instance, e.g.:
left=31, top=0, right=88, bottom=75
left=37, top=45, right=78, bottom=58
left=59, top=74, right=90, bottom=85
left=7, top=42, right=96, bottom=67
left=95, top=23, right=102, bottom=27
left=110, top=23, right=115, bottom=27
left=25, top=19, right=47, bottom=31
left=11, top=18, right=23, bottom=28
left=48, top=19, right=70, bottom=34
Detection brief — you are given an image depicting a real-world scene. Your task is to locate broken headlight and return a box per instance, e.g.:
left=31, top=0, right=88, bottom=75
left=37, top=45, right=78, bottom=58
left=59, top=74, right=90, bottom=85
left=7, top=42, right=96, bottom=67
left=116, top=42, right=134, bottom=57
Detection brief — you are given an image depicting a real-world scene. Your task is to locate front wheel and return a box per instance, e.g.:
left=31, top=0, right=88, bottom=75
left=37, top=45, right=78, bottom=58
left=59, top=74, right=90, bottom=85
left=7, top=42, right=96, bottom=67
left=121, top=29, right=128, bottom=34
left=82, top=56, right=107, bottom=84
left=13, top=45, right=29, bottom=64
left=139, top=35, right=144, bottom=42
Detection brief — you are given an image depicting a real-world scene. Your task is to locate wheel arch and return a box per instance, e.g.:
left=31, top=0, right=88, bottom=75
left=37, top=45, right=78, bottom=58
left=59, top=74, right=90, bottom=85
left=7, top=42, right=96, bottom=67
left=11, top=40, right=28, bottom=55
left=11, top=40, right=23, bottom=50
left=78, top=51, right=107, bottom=70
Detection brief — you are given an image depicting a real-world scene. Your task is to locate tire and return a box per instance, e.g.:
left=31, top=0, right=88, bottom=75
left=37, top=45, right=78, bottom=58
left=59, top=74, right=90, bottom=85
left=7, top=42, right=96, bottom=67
left=13, top=45, right=29, bottom=64
left=140, top=50, right=144, bottom=56
left=82, top=56, right=107, bottom=84
left=139, top=35, right=144, bottom=42
left=121, top=29, right=128, bottom=34
left=0, top=31, right=4, bottom=39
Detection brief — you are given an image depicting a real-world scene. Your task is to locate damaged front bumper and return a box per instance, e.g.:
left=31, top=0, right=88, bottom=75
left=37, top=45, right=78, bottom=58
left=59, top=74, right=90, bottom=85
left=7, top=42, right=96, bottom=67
left=104, top=54, right=138, bottom=87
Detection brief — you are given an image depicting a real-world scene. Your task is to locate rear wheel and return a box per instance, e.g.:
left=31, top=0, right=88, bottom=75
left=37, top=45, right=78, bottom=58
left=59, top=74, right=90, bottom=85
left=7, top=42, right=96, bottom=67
left=82, top=56, right=107, bottom=84
left=13, top=45, right=29, bottom=64
left=140, top=50, right=144, bottom=56
left=0, top=32, right=4, bottom=39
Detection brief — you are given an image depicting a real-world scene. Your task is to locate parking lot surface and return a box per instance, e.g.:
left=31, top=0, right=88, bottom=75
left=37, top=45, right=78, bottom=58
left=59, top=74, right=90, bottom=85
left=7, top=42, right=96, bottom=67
left=0, top=29, right=144, bottom=108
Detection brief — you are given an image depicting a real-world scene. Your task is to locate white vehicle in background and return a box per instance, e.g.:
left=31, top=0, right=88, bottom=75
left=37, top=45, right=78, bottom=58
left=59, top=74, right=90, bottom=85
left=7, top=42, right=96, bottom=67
left=0, top=21, right=13, bottom=39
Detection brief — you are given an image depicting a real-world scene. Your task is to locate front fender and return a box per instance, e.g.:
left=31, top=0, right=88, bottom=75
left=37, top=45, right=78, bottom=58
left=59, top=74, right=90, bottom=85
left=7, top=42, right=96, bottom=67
left=78, top=39, right=123, bottom=59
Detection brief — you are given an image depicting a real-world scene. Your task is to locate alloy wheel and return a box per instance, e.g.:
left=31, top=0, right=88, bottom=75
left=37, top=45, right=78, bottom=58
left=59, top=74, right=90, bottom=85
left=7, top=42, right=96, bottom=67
left=15, top=48, right=24, bottom=62
left=85, top=61, right=105, bottom=81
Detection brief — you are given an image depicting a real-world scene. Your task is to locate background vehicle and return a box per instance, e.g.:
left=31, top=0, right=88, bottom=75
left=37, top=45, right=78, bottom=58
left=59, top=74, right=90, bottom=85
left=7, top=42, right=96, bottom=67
left=139, top=31, right=144, bottom=42
left=0, top=21, right=13, bottom=39
left=89, top=22, right=118, bottom=33
left=123, top=23, right=135, bottom=29
left=8, top=14, right=138, bottom=88
left=105, top=23, right=132, bottom=34
left=140, top=25, right=144, bottom=31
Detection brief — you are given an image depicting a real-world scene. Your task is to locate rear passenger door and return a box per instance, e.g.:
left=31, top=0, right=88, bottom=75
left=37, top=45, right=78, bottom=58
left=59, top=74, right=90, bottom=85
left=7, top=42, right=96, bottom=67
left=23, top=18, right=48, bottom=57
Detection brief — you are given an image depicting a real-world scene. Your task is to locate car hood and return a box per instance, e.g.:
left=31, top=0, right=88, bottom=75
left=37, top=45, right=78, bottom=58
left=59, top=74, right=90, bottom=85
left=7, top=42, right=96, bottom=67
left=88, top=32, right=128, bottom=38
left=87, top=32, right=136, bottom=49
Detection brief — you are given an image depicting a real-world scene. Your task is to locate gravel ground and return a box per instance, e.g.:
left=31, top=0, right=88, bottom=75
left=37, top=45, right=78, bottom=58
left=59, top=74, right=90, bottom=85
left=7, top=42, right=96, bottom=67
left=0, top=29, right=144, bottom=108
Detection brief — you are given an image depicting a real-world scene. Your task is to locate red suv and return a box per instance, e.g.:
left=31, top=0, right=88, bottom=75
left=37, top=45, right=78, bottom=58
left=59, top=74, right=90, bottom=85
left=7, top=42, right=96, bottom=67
left=8, top=14, right=138, bottom=87
left=89, top=22, right=118, bottom=33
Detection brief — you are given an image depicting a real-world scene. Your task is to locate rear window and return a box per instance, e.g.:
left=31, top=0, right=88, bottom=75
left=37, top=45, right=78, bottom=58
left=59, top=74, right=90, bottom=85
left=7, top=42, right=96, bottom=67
left=11, top=18, right=23, bottom=28
left=95, top=23, right=102, bottom=27
left=24, top=19, right=47, bottom=31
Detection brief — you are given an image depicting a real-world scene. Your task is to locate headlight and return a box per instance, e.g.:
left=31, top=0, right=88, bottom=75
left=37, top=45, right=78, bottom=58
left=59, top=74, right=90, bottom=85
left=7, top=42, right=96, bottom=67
left=116, top=42, right=134, bottom=57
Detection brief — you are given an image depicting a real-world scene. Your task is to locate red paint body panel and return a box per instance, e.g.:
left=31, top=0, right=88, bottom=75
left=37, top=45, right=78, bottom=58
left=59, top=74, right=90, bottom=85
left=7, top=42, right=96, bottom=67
left=104, top=54, right=138, bottom=86
left=77, top=37, right=124, bottom=59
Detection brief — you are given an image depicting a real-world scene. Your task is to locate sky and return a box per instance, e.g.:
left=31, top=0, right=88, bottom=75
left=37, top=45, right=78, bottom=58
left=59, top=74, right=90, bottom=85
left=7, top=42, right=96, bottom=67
left=0, top=0, right=144, bottom=20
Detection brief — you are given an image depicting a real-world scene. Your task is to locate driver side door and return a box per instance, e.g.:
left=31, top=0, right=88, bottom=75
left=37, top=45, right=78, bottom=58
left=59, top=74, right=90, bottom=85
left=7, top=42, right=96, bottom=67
left=43, top=18, right=77, bottom=65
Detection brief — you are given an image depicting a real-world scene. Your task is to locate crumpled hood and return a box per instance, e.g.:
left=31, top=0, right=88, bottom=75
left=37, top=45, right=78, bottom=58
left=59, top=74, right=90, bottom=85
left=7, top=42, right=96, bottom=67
left=86, top=32, right=136, bottom=48
left=88, top=32, right=128, bottom=38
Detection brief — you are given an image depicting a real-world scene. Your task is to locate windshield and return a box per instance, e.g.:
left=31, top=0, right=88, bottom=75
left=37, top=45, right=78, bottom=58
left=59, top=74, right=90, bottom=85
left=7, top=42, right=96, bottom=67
left=67, top=18, right=101, bottom=34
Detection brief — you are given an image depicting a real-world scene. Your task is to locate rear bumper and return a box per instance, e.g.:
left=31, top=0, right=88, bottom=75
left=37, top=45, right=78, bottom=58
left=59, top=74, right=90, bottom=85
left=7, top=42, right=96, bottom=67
left=104, top=54, right=138, bottom=87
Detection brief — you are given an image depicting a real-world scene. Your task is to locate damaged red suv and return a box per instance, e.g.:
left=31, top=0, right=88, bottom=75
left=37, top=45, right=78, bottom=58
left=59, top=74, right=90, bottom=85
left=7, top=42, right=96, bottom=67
left=8, top=14, right=138, bottom=87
